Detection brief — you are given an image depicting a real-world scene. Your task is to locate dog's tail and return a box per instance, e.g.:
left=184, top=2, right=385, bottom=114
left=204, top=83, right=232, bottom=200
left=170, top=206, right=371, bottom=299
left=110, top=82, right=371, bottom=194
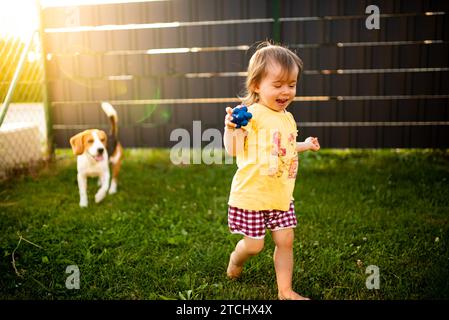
left=101, top=102, right=118, bottom=138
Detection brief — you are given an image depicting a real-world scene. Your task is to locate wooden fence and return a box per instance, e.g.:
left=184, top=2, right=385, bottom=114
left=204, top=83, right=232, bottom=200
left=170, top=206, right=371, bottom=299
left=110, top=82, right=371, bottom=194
left=40, top=0, right=449, bottom=148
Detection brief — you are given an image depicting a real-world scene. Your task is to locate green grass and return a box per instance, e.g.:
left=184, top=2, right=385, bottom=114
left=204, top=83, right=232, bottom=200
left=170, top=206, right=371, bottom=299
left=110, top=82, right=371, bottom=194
left=0, top=149, right=448, bottom=300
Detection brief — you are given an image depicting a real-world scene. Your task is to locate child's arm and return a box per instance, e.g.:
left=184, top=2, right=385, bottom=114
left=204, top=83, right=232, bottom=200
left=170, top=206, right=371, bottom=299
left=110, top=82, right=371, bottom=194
left=296, top=137, right=320, bottom=153
left=223, top=107, right=246, bottom=156
left=223, top=127, right=246, bottom=156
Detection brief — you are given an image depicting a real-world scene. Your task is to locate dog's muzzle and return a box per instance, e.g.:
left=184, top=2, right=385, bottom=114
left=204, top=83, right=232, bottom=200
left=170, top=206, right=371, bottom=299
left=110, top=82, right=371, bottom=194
left=88, top=148, right=105, bottom=162
left=95, top=148, right=104, bottom=161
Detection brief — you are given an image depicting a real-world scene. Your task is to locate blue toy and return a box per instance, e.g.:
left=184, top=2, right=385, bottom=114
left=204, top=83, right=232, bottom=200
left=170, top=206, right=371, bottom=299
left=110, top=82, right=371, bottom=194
left=231, top=105, right=253, bottom=128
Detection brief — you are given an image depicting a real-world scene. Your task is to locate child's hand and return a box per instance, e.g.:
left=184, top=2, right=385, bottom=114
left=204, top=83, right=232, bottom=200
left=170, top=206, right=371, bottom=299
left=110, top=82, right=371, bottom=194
left=225, top=107, right=237, bottom=129
left=305, top=137, right=320, bottom=151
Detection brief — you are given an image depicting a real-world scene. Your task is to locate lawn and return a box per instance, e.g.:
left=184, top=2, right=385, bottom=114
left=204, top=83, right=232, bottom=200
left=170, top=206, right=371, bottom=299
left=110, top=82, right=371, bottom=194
left=0, top=149, right=448, bottom=300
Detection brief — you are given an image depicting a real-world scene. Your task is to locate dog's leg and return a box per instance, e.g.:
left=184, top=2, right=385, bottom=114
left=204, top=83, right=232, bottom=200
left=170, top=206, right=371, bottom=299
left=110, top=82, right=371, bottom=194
left=95, top=171, right=110, bottom=203
left=109, top=178, right=117, bottom=194
left=109, top=147, right=122, bottom=195
left=109, top=162, right=121, bottom=194
left=77, top=173, right=88, bottom=207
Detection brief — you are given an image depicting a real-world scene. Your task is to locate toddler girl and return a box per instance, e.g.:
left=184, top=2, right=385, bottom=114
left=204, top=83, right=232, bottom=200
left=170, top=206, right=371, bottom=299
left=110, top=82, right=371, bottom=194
left=223, top=42, right=320, bottom=300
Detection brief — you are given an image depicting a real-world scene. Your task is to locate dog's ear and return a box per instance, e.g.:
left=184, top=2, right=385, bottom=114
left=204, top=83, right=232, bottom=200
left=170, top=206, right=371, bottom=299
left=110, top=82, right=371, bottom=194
left=97, top=130, right=107, bottom=147
left=69, top=131, right=87, bottom=155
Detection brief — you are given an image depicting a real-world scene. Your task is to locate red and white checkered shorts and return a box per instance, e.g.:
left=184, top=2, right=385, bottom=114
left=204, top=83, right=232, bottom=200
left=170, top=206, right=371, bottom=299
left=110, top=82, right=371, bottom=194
left=228, top=202, right=297, bottom=239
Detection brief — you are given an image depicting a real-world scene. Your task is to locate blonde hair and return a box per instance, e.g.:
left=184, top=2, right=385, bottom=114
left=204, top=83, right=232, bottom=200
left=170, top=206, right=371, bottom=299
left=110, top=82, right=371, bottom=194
left=240, top=41, right=303, bottom=106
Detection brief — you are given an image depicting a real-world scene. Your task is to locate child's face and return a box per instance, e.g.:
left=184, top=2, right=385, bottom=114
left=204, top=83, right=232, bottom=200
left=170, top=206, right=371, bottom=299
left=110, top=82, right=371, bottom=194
left=254, top=62, right=298, bottom=112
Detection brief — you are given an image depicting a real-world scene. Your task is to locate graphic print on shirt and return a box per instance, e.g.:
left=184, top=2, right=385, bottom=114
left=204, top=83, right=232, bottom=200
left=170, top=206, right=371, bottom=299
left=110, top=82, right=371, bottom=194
left=268, top=131, right=298, bottom=179
left=288, top=132, right=298, bottom=179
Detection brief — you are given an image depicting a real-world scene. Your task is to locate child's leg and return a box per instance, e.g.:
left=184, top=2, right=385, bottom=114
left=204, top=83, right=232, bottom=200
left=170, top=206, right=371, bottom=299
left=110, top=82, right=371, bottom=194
left=272, top=228, right=309, bottom=300
left=227, top=236, right=264, bottom=279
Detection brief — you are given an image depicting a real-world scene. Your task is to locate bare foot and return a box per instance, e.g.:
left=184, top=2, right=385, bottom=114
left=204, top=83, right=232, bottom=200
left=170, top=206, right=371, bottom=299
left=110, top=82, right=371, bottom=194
left=278, top=291, right=310, bottom=300
left=226, top=252, right=243, bottom=279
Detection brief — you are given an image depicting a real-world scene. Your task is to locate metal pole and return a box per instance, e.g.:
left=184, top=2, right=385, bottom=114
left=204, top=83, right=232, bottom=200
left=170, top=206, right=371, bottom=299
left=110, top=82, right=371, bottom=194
left=36, top=0, right=54, bottom=160
left=0, top=31, right=37, bottom=127
left=272, top=0, right=281, bottom=43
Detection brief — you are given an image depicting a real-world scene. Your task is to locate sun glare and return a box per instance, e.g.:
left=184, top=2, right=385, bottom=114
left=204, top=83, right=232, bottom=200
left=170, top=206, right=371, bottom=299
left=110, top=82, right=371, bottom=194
left=0, top=0, right=165, bottom=41
left=41, top=0, right=162, bottom=6
left=0, top=0, right=39, bottom=41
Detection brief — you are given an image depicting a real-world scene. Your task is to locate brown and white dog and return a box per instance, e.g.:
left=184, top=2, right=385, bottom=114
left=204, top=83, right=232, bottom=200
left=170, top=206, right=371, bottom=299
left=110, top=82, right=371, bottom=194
left=69, top=102, right=123, bottom=207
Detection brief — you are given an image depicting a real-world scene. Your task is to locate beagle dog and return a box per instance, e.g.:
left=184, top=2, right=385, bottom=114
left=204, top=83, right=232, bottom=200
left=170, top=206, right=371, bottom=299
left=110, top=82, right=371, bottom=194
left=69, top=102, right=123, bottom=207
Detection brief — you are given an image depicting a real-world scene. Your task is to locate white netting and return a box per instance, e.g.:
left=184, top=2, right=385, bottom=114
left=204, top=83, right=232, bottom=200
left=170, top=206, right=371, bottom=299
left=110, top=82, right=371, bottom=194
left=0, top=103, right=47, bottom=179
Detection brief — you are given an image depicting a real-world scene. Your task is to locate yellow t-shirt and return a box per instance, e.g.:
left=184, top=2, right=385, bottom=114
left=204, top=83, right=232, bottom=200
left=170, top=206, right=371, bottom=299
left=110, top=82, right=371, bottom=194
left=228, top=103, right=299, bottom=211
